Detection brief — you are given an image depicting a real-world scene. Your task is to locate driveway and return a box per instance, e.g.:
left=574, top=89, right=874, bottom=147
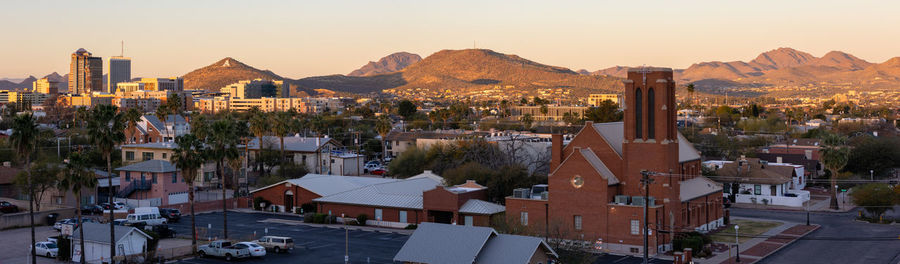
left=169, top=211, right=409, bottom=264
left=730, top=207, right=900, bottom=264
left=0, top=225, right=65, bottom=264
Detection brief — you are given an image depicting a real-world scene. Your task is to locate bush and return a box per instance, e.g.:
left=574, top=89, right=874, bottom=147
left=303, top=213, right=315, bottom=223
left=355, top=214, right=369, bottom=226
left=404, top=224, right=418, bottom=229
left=325, top=215, right=337, bottom=224
left=301, top=203, right=316, bottom=214
left=252, top=197, right=271, bottom=211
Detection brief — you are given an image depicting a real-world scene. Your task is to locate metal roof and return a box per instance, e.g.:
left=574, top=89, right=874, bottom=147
left=250, top=174, right=397, bottom=196
left=72, top=222, right=151, bottom=245
left=458, top=199, right=505, bottom=215
left=679, top=176, right=722, bottom=202
left=591, top=122, right=702, bottom=163
left=115, top=159, right=177, bottom=173
left=393, top=222, right=496, bottom=264
left=247, top=136, right=335, bottom=153
left=579, top=148, right=620, bottom=185
left=122, top=142, right=178, bottom=149
left=312, top=177, right=442, bottom=210
left=475, top=234, right=559, bottom=264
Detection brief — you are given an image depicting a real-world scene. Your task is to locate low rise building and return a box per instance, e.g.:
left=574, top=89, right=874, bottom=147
left=704, top=158, right=810, bottom=207
left=72, top=223, right=151, bottom=263
left=115, top=159, right=190, bottom=206
left=247, top=136, right=341, bottom=175
left=393, top=222, right=558, bottom=264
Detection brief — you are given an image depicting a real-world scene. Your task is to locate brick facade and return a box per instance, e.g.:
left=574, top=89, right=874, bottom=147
left=250, top=182, right=322, bottom=213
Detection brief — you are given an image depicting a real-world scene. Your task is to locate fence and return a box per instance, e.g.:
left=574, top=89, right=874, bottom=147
left=115, top=197, right=162, bottom=208
left=0, top=206, right=76, bottom=229
left=160, top=197, right=251, bottom=215
left=112, top=244, right=196, bottom=263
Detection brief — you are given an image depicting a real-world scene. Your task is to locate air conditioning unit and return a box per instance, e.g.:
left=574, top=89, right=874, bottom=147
left=631, top=196, right=645, bottom=206
left=513, top=188, right=531, bottom=199
left=615, top=195, right=629, bottom=205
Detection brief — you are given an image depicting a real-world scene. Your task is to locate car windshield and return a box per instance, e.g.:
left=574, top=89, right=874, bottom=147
left=285, top=239, right=293, bottom=243
left=234, top=244, right=248, bottom=249
left=249, top=243, right=262, bottom=248
left=171, top=209, right=180, bottom=213
left=45, top=244, right=58, bottom=249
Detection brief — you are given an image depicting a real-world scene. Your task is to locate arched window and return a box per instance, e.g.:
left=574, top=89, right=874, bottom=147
left=635, top=88, right=642, bottom=138
left=648, top=88, right=655, bottom=139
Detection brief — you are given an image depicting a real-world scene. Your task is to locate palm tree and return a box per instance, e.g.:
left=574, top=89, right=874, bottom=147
left=171, top=134, right=206, bottom=254
left=58, top=152, right=95, bottom=263
left=167, top=94, right=183, bottom=137
left=206, top=118, right=241, bottom=238
left=10, top=113, right=40, bottom=264
left=686, top=83, right=696, bottom=108
left=375, top=116, right=392, bottom=163
left=86, top=104, right=125, bottom=257
left=123, top=107, right=142, bottom=144
left=156, top=104, right=170, bottom=142
left=821, top=133, right=850, bottom=210
left=271, top=111, right=293, bottom=173
left=248, top=110, right=269, bottom=175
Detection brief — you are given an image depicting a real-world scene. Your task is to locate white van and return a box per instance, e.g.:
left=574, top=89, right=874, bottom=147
left=125, top=207, right=167, bottom=226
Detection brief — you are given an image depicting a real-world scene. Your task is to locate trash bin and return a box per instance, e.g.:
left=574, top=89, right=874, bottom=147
left=46, top=213, right=59, bottom=226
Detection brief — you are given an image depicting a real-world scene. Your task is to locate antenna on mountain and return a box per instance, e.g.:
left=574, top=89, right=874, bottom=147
left=120, top=40, right=124, bottom=57
left=473, top=40, right=476, bottom=49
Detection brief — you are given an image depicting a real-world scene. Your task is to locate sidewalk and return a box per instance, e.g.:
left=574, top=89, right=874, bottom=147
left=258, top=218, right=415, bottom=235
left=702, top=217, right=819, bottom=264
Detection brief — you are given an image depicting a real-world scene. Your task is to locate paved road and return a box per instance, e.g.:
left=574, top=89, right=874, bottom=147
left=169, top=211, right=409, bottom=264
left=730, top=208, right=900, bottom=264
left=0, top=225, right=65, bottom=264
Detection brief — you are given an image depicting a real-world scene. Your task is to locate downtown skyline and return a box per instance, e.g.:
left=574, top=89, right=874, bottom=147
left=2, top=0, right=900, bottom=79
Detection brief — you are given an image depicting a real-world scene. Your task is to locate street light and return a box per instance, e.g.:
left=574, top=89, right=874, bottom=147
left=735, top=225, right=740, bottom=262
left=870, top=170, right=874, bottom=181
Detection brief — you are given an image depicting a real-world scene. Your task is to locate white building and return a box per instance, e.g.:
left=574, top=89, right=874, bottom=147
left=704, top=158, right=810, bottom=207
left=72, top=222, right=151, bottom=264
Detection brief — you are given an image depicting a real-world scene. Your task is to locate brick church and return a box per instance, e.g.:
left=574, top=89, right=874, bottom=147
left=505, top=68, right=724, bottom=255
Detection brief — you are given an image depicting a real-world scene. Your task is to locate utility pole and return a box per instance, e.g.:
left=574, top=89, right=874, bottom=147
left=640, top=170, right=655, bottom=264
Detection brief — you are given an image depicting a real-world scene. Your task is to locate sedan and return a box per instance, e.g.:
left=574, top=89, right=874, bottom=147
left=31, top=242, right=58, bottom=258
left=371, top=169, right=386, bottom=175
left=0, top=201, right=18, bottom=213
left=234, top=242, right=267, bottom=257
left=80, top=205, right=102, bottom=215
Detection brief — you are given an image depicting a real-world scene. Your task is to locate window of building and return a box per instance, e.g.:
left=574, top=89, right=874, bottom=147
left=630, top=220, right=640, bottom=235
left=374, top=209, right=383, bottom=221
left=521, top=212, right=529, bottom=226
left=723, top=183, right=731, bottom=194
left=647, top=88, right=655, bottom=139
left=152, top=173, right=158, bottom=184
left=172, top=172, right=177, bottom=183
left=125, top=172, right=131, bottom=181
left=754, top=185, right=762, bottom=195
left=162, top=153, right=167, bottom=159
left=574, top=215, right=583, bottom=230
left=635, top=88, right=642, bottom=138
left=126, top=151, right=135, bottom=161
left=142, top=152, right=154, bottom=161
left=465, top=215, right=474, bottom=226
left=399, top=211, right=408, bottom=224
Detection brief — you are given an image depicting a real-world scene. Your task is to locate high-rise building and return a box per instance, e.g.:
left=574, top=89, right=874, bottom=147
left=108, top=56, right=132, bottom=93
left=69, top=48, right=103, bottom=95
left=32, top=77, right=59, bottom=95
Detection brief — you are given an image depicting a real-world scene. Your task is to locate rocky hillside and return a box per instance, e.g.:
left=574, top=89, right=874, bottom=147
left=347, top=52, right=422, bottom=76
left=182, top=57, right=284, bottom=91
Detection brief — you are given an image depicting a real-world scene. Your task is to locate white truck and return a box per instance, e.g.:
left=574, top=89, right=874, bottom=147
left=198, top=240, right=251, bottom=261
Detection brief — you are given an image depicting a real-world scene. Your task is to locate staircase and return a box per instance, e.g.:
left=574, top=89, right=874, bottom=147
left=117, top=180, right=151, bottom=198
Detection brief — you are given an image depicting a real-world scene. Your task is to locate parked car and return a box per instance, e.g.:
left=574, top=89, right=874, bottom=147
left=101, top=202, right=128, bottom=210
left=0, top=201, right=18, bottom=213
left=79, top=205, right=103, bottom=215
left=144, top=224, right=177, bottom=238
left=371, top=168, right=386, bottom=175
left=234, top=242, right=267, bottom=257
left=255, top=236, right=294, bottom=253
left=53, top=218, right=95, bottom=231
left=31, top=242, right=58, bottom=258
left=198, top=240, right=251, bottom=261
left=159, top=208, right=181, bottom=222
left=125, top=207, right=167, bottom=226
left=363, top=161, right=381, bottom=173
left=113, top=219, right=128, bottom=226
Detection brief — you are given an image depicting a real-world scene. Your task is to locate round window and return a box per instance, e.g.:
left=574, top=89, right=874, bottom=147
left=571, top=175, right=584, bottom=188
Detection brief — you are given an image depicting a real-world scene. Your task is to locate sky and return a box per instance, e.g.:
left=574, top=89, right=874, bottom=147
left=2, top=0, right=899, bottom=79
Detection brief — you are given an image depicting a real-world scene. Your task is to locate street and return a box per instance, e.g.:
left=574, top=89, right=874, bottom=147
left=169, top=211, right=409, bottom=264
left=730, top=207, right=900, bottom=264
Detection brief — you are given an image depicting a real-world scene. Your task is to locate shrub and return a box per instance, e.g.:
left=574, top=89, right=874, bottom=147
left=313, top=213, right=327, bottom=224
left=301, top=203, right=316, bottom=214
left=325, top=215, right=337, bottom=224
left=303, top=213, right=315, bottom=223
left=252, top=197, right=271, bottom=211
left=356, top=214, right=369, bottom=226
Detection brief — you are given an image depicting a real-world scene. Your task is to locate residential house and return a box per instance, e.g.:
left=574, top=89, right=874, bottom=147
left=704, top=158, right=810, bottom=207
left=72, top=222, right=152, bottom=264
left=120, top=142, right=217, bottom=188
left=393, top=222, right=558, bottom=264
left=115, top=159, right=189, bottom=206
left=0, top=163, right=22, bottom=199
left=124, top=114, right=189, bottom=144
left=247, top=135, right=341, bottom=175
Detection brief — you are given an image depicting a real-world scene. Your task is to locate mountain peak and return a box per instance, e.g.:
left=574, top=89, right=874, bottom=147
left=183, top=57, right=283, bottom=91
left=348, top=52, right=422, bottom=77
left=813, top=51, right=871, bottom=70
left=750, top=47, right=816, bottom=69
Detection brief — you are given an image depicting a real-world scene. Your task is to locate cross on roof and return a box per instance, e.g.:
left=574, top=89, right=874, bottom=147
left=636, top=66, right=652, bottom=85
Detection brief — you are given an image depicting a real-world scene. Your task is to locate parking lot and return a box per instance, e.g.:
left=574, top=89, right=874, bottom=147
left=0, top=224, right=68, bottom=264
left=169, top=211, right=409, bottom=264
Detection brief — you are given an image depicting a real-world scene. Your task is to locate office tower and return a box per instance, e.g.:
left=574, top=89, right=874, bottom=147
left=69, top=48, right=103, bottom=95
left=32, top=77, right=59, bottom=95
left=108, top=56, right=131, bottom=93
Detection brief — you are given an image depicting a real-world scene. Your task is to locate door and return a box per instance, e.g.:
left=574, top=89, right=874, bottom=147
left=284, top=190, right=294, bottom=212
left=770, top=185, right=777, bottom=196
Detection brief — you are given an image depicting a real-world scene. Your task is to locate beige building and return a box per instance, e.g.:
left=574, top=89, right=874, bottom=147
left=509, top=105, right=588, bottom=121
left=69, top=48, right=103, bottom=95
left=138, top=77, right=183, bottom=92
left=587, top=93, right=623, bottom=107
left=32, top=78, right=59, bottom=94
left=63, top=94, right=114, bottom=107
left=116, top=81, right=145, bottom=92
left=121, top=142, right=219, bottom=188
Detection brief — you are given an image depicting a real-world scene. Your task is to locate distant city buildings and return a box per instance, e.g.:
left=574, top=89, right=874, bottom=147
left=509, top=105, right=587, bottom=121
left=108, top=56, right=132, bottom=93
left=587, top=93, right=623, bottom=107
left=69, top=48, right=103, bottom=95
left=219, top=79, right=283, bottom=99
left=32, top=77, right=59, bottom=94
left=136, top=77, right=183, bottom=92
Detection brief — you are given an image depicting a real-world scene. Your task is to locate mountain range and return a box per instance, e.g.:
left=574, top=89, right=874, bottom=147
left=347, top=52, right=421, bottom=77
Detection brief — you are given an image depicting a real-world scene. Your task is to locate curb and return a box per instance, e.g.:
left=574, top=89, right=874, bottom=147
left=749, top=224, right=820, bottom=264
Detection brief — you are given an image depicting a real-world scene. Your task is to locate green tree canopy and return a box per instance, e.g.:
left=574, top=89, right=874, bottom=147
left=850, top=183, right=898, bottom=219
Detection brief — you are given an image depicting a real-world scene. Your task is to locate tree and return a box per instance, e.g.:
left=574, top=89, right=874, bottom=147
left=375, top=116, right=392, bottom=163
left=58, top=152, right=95, bottom=263
left=206, top=117, right=241, bottom=238
left=387, top=147, right=428, bottom=178
left=850, top=183, right=898, bottom=221
left=248, top=109, right=269, bottom=174
left=821, top=133, right=850, bottom=210
left=155, top=104, right=170, bottom=142
left=845, top=136, right=900, bottom=179
left=686, top=83, right=695, bottom=107
left=10, top=113, right=41, bottom=264
left=171, top=133, right=206, bottom=254
left=271, top=111, right=293, bottom=176
left=86, top=104, right=125, bottom=255
left=397, top=100, right=417, bottom=120
left=520, top=114, right=534, bottom=129
left=14, top=162, right=60, bottom=211
left=584, top=100, right=623, bottom=123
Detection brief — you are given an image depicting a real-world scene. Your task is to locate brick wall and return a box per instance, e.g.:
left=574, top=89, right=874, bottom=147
left=161, top=197, right=250, bottom=215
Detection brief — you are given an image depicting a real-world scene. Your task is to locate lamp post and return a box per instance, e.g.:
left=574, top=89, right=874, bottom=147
left=870, top=170, right=874, bottom=181
left=735, top=225, right=740, bottom=262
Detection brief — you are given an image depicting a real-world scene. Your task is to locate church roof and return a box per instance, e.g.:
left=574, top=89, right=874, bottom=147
left=591, top=122, right=701, bottom=163
left=578, top=148, right=619, bottom=185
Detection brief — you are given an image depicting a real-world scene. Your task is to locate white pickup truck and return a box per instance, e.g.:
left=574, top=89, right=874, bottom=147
left=198, top=240, right=251, bottom=261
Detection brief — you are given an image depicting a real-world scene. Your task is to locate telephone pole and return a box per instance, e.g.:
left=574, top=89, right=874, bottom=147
left=640, top=170, right=655, bottom=264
